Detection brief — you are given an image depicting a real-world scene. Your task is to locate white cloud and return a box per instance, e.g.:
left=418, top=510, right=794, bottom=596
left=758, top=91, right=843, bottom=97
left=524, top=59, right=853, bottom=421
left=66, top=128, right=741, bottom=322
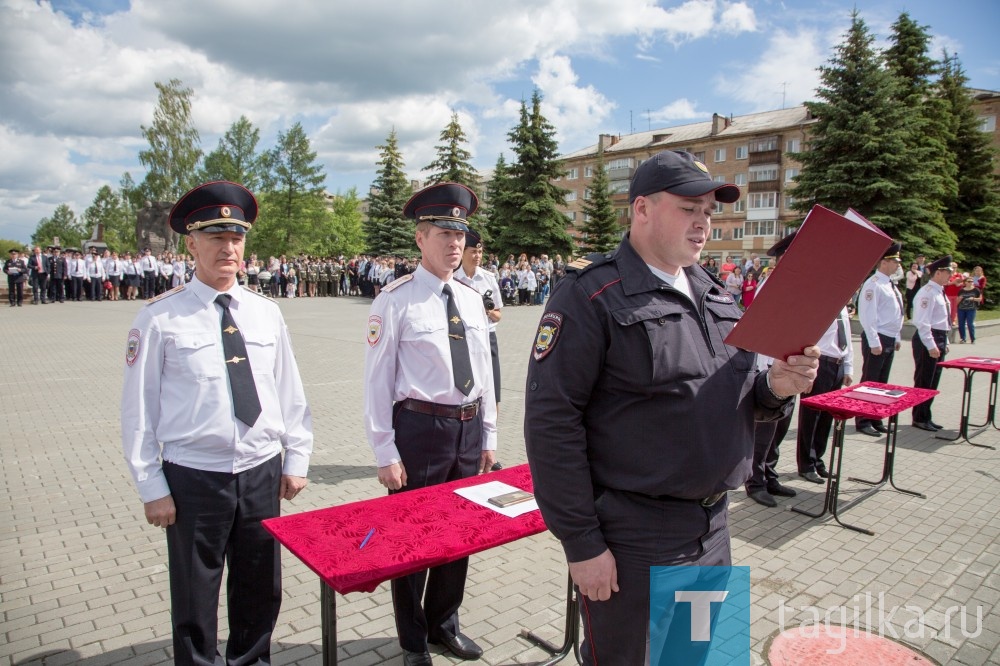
left=715, top=27, right=826, bottom=111
left=531, top=54, right=616, bottom=150
left=649, top=99, right=705, bottom=123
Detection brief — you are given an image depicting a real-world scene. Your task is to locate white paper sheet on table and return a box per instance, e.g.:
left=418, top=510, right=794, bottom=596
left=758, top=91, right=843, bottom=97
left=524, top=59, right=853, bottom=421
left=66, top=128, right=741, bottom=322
left=454, top=480, right=539, bottom=518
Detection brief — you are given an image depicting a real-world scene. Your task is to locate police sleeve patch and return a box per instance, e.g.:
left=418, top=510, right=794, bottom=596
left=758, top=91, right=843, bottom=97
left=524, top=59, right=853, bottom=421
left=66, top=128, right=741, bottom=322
left=367, top=315, right=382, bottom=347
left=126, top=328, right=141, bottom=366
left=533, top=312, right=563, bottom=361
left=864, top=290, right=874, bottom=301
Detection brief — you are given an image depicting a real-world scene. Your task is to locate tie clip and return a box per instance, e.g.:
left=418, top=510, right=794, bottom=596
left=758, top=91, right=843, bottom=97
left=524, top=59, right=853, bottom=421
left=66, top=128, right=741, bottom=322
left=226, top=356, right=247, bottom=364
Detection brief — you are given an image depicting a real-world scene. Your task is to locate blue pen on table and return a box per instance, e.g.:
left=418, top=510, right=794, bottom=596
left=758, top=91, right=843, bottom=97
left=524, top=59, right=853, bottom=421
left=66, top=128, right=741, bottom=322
left=359, top=527, right=376, bottom=549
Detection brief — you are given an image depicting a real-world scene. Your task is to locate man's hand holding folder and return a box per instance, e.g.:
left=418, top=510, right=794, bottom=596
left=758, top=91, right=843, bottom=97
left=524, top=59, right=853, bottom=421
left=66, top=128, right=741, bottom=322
left=724, top=205, right=892, bottom=361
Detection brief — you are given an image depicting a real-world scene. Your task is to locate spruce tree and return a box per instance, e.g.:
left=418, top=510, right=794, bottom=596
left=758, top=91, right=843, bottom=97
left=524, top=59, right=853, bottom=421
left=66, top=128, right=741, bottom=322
left=884, top=12, right=957, bottom=258
left=495, top=91, right=573, bottom=258
left=423, top=112, right=480, bottom=190
left=580, top=160, right=620, bottom=253
left=483, top=153, right=515, bottom=251
left=938, top=53, right=1000, bottom=285
left=32, top=204, right=84, bottom=249
left=366, top=129, right=415, bottom=257
left=790, top=13, right=928, bottom=250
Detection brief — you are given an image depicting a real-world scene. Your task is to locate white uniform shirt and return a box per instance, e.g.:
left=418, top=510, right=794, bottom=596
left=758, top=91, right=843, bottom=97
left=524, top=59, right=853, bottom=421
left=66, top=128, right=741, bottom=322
left=121, top=275, right=313, bottom=502
left=141, top=255, right=157, bottom=272
left=455, top=265, right=503, bottom=333
left=363, top=264, right=497, bottom=468
left=815, top=307, right=855, bottom=376
left=105, top=258, right=123, bottom=277
left=857, top=271, right=904, bottom=347
left=86, top=256, right=106, bottom=279
left=912, top=281, right=950, bottom=350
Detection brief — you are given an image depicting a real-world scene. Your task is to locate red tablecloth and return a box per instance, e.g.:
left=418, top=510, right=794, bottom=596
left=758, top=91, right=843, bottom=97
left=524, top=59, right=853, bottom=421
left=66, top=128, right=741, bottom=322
left=938, top=357, right=1000, bottom=373
left=263, top=464, right=546, bottom=594
left=800, top=382, right=938, bottom=420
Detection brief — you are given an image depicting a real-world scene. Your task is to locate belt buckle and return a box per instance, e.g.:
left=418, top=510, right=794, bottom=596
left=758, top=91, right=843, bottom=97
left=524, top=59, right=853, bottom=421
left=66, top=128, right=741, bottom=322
left=459, top=402, right=477, bottom=421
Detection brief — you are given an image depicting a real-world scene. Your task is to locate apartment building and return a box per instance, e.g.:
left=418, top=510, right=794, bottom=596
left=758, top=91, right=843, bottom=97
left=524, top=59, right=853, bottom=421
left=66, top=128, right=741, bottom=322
left=556, top=92, right=999, bottom=263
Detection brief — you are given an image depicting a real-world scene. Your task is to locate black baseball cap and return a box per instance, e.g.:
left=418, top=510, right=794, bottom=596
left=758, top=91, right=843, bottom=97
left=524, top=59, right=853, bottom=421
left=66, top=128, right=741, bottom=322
left=629, top=150, right=740, bottom=204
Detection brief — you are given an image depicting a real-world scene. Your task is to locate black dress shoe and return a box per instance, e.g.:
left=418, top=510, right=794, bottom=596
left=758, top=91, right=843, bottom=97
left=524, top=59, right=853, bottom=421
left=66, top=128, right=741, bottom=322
left=856, top=425, right=881, bottom=437
left=767, top=482, right=797, bottom=497
left=798, top=471, right=825, bottom=484
left=403, top=650, right=434, bottom=666
left=747, top=489, right=777, bottom=507
left=928, top=421, right=944, bottom=431
left=429, top=632, right=483, bottom=660
left=912, top=421, right=937, bottom=432
left=872, top=423, right=890, bottom=434
left=815, top=467, right=830, bottom=479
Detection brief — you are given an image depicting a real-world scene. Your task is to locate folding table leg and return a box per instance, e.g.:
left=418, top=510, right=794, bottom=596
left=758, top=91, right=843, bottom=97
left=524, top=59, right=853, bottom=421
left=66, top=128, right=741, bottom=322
left=321, top=582, right=338, bottom=666
left=520, top=572, right=581, bottom=664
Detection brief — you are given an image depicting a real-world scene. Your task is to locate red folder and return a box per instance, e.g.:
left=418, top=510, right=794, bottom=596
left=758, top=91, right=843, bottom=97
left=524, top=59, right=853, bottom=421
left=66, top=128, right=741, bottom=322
left=724, top=205, right=891, bottom=360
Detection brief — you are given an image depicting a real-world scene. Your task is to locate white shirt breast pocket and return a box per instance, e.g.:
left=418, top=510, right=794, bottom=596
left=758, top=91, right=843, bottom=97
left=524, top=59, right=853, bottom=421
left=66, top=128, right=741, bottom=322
left=170, top=333, right=224, bottom=381
left=402, top=318, right=448, bottom=358
left=243, top=329, right=277, bottom=375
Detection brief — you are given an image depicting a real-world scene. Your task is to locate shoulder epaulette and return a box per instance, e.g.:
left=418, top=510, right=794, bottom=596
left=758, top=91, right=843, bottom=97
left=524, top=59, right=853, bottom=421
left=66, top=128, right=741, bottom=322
left=698, top=264, right=726, bottom=288
left=145, top=284, right=184, bottom=304
left=567, top=252, right=612, bottom=274
left=242, top=285, right=275, bottom=301
left=383, top=273, right=414, bottom=292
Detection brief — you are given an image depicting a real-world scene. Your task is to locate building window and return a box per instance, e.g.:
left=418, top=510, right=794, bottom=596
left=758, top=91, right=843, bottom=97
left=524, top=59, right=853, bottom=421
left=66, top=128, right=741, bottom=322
left=749, top=192, right=777, bottom=209
left=714, top=202, right=724, bottom=214
left=584, top=188, right=592, bottom=200
left=609, top=180, right=630, bottom=194
left=784, top=195, right=797, bottom=209
left=744, top=219, right=777, bottom=237
left=735, top=146, right=748, bottom=160
left=979, top=115, right=997, bottom=132
left=565, top=211, right=576, bottom=221
left=711, top=228, right=723, bottom=240
left=608, top=157, right=634, bottom=170
left=583, top=213, right=592, bottom=222
left=565, top=190, right=577, bottom=202
left=713, top=175, right=726, bottom=183
left=693, top=151, right=706, bottom=163
left=732, top=227, right=744, bottom=240
left=567, top=168, right=579, bottom=180
left=734, top=173, right=747, bottom=186
left=786, top=139, right=801, bottom=153
left=714, top=148, right=726, bottom=162
left=749, top=136, right=778, bottom=152
left=750, top=166, right=778, bottom=182
left=585, top=166, right=594, bottom=177
left=784, top=168, right=799, bottom=182
left=734, top=199, right=746, bottom=213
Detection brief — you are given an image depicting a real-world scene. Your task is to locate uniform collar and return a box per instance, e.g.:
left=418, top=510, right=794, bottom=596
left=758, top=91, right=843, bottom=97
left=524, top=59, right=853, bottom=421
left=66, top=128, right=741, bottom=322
left=413, top=263, right=458, bottom=294
left=188, top=274, right=243, bottom=308
left=612, top=234, right=719, bottom=299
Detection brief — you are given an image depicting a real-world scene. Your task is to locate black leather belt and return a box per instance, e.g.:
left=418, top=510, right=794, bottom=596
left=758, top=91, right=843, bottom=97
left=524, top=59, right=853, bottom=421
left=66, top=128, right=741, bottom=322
left=821, top=354, right=844, bottom=366
left=649, top=491, right=727, bottom=507
left=399, top=397, right=480, bottom=421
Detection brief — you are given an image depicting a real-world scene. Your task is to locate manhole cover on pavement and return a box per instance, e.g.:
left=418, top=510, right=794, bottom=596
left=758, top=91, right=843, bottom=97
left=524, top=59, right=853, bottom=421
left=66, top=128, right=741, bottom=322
left=768, top=627, right=936, bottom=665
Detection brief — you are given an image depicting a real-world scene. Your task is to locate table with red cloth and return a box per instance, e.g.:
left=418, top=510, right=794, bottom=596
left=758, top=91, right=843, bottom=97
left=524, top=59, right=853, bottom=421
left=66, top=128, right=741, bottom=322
left=934, top=356, right=1000, bottom=448
left=791, top=382, right=938, bottom=535
left=263, top=464, right=564, bottom=665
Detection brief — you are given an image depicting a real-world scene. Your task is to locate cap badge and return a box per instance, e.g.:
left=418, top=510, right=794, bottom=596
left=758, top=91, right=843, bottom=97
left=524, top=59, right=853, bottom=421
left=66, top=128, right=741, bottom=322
left=694, top=160, right=709, bottom=173
left=220, top=207, right=231, bottom=218
left=452, top=207, right=461, bottom=218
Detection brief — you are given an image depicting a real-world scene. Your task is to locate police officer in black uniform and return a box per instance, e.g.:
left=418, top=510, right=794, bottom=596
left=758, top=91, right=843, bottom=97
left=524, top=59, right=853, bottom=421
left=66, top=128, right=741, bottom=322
left=524, top=150, right=820, bottom=665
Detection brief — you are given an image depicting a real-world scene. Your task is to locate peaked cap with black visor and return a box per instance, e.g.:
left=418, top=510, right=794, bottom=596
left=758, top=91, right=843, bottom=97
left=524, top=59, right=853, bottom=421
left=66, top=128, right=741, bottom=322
left=403, top=182, right=478, bottom=232
left=169, top=181, right=258, bottom=235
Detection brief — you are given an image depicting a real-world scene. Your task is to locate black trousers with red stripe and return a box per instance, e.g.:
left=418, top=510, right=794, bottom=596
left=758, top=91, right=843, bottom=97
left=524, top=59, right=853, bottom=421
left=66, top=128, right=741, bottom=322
left=578, top=489, right=731, bottom=666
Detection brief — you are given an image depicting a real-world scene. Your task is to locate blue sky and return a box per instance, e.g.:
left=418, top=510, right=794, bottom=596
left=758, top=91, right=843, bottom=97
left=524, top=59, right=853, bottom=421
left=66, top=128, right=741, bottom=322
left=1, top=0, right=997, bottom=244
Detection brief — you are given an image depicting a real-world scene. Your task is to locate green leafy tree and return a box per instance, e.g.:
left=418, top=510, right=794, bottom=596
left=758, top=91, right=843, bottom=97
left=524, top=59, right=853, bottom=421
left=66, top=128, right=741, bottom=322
left=790, top=12, right=947, bottom=254
left=252, top=122, right=328, bottom=257
left=366, top=129, right=415, bottom=257
left=138, top=79, right=203, bottom=202
left=883, top=12, right=957, bottom=257
left=118, top=172, right=143, bottom=249
left=199, top=115, right=270, bottom=192
left=938, top=53, right=1000, bottom=285
left=320, top=188, right=367, bottom=258
left=580, top=160, right=620, bottom=253
left=494, top=91, right=573, bottom=258
left=32, top=204, right=84, bottom=249
left=0, top=238, right=27, bottom=255
left=83, top=185, right=133, bottom=252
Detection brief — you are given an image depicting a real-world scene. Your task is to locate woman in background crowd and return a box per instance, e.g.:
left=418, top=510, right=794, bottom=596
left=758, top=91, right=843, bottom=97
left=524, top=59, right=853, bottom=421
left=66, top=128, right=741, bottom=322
left=904, top=261, right=922, bottom=320
left=957, top=276, right=983, bottom=344
left=726, top=265, right=744, bottom=305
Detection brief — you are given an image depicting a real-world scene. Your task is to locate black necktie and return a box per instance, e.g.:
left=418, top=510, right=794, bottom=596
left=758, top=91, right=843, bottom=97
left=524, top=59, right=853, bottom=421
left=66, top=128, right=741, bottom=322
left=215, top=294, right=262, bottom=426
left=836, top=314, right=848, bottom=352
left=442, top=284, right=474, bottom=396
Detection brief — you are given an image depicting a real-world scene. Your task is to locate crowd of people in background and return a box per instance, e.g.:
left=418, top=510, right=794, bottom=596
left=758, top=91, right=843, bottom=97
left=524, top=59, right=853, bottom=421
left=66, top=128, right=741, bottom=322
left=5, top=244, right=989, bottom=329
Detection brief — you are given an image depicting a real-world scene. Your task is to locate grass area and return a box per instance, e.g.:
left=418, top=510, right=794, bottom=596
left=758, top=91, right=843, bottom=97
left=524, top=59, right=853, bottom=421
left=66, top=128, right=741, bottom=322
left=977, top=307, right=999, bottom=321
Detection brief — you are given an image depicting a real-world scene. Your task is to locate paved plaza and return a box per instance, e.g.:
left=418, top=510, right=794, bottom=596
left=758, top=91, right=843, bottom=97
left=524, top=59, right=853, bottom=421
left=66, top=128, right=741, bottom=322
left=1, top=295, right=998, bottom=665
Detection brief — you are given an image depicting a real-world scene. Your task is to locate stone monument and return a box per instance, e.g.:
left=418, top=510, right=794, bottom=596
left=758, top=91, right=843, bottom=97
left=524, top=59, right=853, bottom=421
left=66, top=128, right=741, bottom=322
left=136, top=201, right=178, bottom=255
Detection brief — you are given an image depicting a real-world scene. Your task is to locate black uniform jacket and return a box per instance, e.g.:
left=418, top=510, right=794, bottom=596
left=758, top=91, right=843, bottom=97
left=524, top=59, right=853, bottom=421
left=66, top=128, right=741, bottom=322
left=524, top=235, right=789, bottom=562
